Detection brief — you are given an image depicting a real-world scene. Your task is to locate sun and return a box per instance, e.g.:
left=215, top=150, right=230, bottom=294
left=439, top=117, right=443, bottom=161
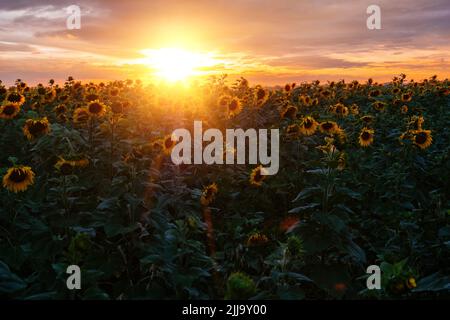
left=140, top=48, right=217, bottom=82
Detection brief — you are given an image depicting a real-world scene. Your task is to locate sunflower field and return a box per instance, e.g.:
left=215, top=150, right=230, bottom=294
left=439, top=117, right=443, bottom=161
left=0, top=74, right=449, bottom=300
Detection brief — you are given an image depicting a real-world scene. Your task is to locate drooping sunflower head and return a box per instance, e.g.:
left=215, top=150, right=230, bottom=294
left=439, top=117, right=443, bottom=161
left=2, top=166, right=35, bottom=193
left=359, top=128, right=374, bottom=147
left=300, top=116, right=318, bottom=136
left=73, top=107, right=90, bottom=124
left=5, top=92, right=25, bottom=106
left=87, top=100, right=107, bottom=116
left=228, top=97, right=242, bottom=117
left=23, top=117, right=51, bottom=140
left=319, top=121, right=339, bottom=134
left=0, top=103, right=21, bottom=119
left=200, top=182, right=219, bottom=206
left=249, top=165, right=267, bottom=187
left=413, top=129, right=432, bottom=149
left=281, top=105, right=298, bottom=119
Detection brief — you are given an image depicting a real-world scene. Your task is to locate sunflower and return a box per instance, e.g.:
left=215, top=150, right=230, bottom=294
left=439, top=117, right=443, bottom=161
left=392, top=87, right=401, bottom=95
left=360, top=115, right=373, bottom=124
left=73, top=107, right=90, bottom=124
left=111, top=101, right=123, bottom=114
left=246, top=232, right=269, bottom=246
left=200, top=183, right=219, bottom=206
left=350, top=104, right=359, bottom=115
left=87, top=100, right=107, bottom=116
left=401, top=105, right=408, bottom=113
left=359, top=128, right=374, bottom=147
left=255, top=87, right=268, bottom=105
left=405, top=277, right=417, bottom=289
left=300, top=116, right=318, bottom=136
left=228, top=97, right=242, bottom=117
left=249, top=165, right=267, bottom=186
left=284, top=83, right=292, bottom=92
left=413, top=129, right=432, bottom=149
left=2, top=166, right=35, bottom=193
left=401, top=92, right=412, bottom=102
left=331, top=103, right=349, bottom=117
left=368, top=89, right=381, bottom=98
left=5, top=92, right=25, bottom=106
left=54, top=158, right=76, bottom=175
left=281, top=105, right=297, bottom=119
left=372, top=101, right=386, bottom=111
left=163, top=134, right=176, bottom=154
left=319, top=121, right=339, bottom=134
left=0, top=103, right=21, bottom=119
left=23, top=118, right=51, bottom=140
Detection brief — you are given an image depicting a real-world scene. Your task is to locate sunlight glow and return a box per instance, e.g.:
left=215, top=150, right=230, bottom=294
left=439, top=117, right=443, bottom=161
left=140, top=48, right=219, bottom=82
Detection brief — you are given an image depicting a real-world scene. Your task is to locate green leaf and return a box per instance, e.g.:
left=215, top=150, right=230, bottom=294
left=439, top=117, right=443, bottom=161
left=288, top=203, right=320, bottom=214
left=0, top=261, right=27, bottom=294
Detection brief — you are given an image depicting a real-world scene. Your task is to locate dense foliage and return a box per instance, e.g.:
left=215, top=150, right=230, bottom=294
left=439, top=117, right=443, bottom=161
left=0, top=74, right=449, bottom=299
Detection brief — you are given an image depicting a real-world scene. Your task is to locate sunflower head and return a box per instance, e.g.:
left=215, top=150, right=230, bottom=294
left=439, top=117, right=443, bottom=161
left=87, top=100, right=107, bottom=116
left=281, top=105, right=298, bottom=119
left=255, top=87, right=268, bottom=105
left=218, top=95, right=230, bottom=108
left=372, top=101, right=386, bottom=111
left=5, top=92, right=25, bottom=106
left=246, top=232, right=269, bottom=246
left=359, top=128, right=374, bottom=147
left=55, top=158, right=76, bottom=175
left=401, top=92, right=412, bottom=102
left=401, top=105, right=408, bottom=113
left=0, top=103, right=21, bottom=119
left=163, top=134, right=176, bottom=154
left=228, top=97, right=242, bottom=117
left=413, top=129, right=432, bottom=149
left=2, top=166, right=35, bottom=193
left=23, top=117, right=51, bottom=140
left=200, top=183, right=219, bottom=206
left=300, top=116, right=317, bottom=136
left=73, top=107, right=90, bottom=124
left=319, top=121, right=339, bottom=134
left=249, top=165, right=267, bottom=186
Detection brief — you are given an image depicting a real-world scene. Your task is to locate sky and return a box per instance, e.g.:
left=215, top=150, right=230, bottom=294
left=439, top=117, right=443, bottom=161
left=0, top=0, right=449, bottom=86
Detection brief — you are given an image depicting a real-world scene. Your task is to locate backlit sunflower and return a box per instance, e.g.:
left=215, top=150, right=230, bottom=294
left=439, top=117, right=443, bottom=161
left=200, top=183, right=218, bottom=206
left=255, top=87, right=268, bottom=105
left=249, top=165, right=267, bottom=186
left=5, top=92, right=25, bottom=106
left=73, top=107, right=90, bottom=124
left=218, top=95, right=230, bottom=108
left=87, top=100, right=107, bottom=117
left=300, top=116, right=317, bottom=136
left=163, top=134, right=176, bottom=154
left=359, top=128, right=374, bottom=147
left=0, top=103, right=21, bottom=119
left=53, top=104, right=66, bottom=115
left=368, top=89, right=381, bottom=98
left=413, top=129, right=432, bottom=149
left=54, top=158, right=76, bottom=175
left=401, top=92, right=412, bottom=102
left=23, top=117, right=51, bottom=140
left=319, top=121, right=339, bottom=134
left=228, top=97, right=242, bottom=117
left=2, top=166, right=35, bottom=193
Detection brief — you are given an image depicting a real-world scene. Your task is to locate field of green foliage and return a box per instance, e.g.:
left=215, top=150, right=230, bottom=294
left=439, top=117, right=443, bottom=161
left=0, top=74, right=449, bottom=299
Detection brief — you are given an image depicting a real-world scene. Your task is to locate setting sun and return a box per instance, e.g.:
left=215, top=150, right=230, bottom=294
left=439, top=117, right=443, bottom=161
left=139, top=48, right=218, bottom=82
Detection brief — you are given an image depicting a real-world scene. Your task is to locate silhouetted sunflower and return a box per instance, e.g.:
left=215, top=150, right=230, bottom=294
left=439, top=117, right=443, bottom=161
left=23, top=118, right=51, bottom=140
left=359, top=128, right=374, bottom=147
left=2, top=166, right=35, bottom=193
left=281, top=105, right=297, bottom=119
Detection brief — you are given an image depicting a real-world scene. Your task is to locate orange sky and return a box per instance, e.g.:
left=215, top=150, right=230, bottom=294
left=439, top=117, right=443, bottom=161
left=1, top=0, right=449, bottom=86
